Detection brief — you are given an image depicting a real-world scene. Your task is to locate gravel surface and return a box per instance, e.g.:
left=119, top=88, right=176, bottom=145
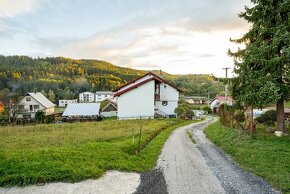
left=189, top=117, right=280, bottom=194
left=154, top=117, right=279, bottom=194
left=0, top=171, right=140, bottom=194
left=158, top=120, right=225, bottom=194
left=134, top=168, right=167, bottom=194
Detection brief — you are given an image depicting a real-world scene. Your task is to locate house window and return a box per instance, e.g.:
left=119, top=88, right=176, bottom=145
left=34, top=105, right=39, bottom=109
left=26, top=96, right=31, bottom=101
left=18, top=105, right=24, bottom=110
left=162, top=101, right=168, bottom=106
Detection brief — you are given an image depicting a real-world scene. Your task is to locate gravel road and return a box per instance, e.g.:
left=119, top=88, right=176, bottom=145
left=0, top=171, right=140, bottom=194
left=154, top=117, right=279, bottom=194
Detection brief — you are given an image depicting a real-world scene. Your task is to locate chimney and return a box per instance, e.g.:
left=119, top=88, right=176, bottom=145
left=159, top=69, right=162, bottom=78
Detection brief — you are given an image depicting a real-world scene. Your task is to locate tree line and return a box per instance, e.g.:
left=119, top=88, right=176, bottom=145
left=0, top=55, right=224, bottom=104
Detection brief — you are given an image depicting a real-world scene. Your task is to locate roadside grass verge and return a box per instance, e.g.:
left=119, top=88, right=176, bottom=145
left=0, top=119, right=199, bottom=187
left=204, top=122, right=290, bottom=193
left=186, top=131, right=196, bottom=144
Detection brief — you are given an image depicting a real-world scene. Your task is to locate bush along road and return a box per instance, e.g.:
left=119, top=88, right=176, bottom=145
left=135, top=116, right=279, bottom=194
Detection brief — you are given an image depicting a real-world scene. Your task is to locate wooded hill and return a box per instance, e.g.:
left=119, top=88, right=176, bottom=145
left=0, top=55, right=224, bottom=102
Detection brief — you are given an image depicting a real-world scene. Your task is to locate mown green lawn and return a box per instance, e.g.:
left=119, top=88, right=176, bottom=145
left=0, top=119, right=196, bottom=187
left=204, top=122, right=290, bottom=193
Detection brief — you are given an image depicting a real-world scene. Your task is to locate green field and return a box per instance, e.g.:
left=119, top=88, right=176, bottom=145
left=0, top=119, right=196, bottom=187
left=285, top=101, right=290, bottom=109
left=204, top=122, right=290, bottom=193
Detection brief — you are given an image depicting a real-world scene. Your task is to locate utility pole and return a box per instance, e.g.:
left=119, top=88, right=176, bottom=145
left=223, top=67, right=230, bottom=103
left=207, top=90, right=210, bottom=105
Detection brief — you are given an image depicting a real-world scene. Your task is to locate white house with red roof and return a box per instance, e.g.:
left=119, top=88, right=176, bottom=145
left=113, top=72, right=181, bottom=119
left=210, top=96, right=233, bottom=113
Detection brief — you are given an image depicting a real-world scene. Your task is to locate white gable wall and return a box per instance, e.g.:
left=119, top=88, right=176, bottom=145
left=117, top=80, right=155, bottom=119
left=17, top=96, right=46, bottom=118
left=155, top=83, right=179, bottom=115
left=118, top=74, right=153, bottom=92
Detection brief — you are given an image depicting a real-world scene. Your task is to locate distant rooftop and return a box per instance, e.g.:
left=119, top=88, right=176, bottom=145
left=95, top=91, right=115, bottom=95
left=28, top=92, right=55, bottom=108
left=62, top=103, right=100, bottom=117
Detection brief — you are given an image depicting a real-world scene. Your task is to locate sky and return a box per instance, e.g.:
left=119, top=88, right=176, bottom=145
left=0, top=0, right=252, bottom=77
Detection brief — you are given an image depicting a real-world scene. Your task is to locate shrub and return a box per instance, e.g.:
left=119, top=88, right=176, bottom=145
left=35, top=111, right=45, bottom=123
left=255, top=110, right=276, bottom=126
left=175, top=104, right=194, bottom=119
left=202, top=105, right=211, bottom=114
left=234, top=111, right=245, bottom=122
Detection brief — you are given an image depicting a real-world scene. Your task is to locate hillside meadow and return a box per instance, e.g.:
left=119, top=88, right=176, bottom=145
left=0, top=119, right=197, bottom=187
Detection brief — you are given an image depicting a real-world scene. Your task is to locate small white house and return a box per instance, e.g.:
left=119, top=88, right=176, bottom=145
left=210, top=96, right=233, bottom=113
left=16, top=92, right=55, bottom=119
left=113, top=72, right=181, bottom=119
left=79, top=92, right=95, bottom=102
left=58, top=99, right=78, bottom=107
left=95, top=91, right=115, bottom=102
left=100, top=99, right=117, bottom=117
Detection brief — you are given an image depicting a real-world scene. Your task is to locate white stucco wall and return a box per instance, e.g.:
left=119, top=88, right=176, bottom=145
left=117, top=80, right=155, bottom=119
left=59, top=99, right=77, bottom=107
left=17, top=96, right=46, bottom=118
left=45, top=106, right=55, bottom=115
left=118, top=74, right=153, bottom=92
left=155, top=83, right=179, bottom=115
left=79, top=92, right=95, bottom=102
left=101, top=111, right=117, bottom=117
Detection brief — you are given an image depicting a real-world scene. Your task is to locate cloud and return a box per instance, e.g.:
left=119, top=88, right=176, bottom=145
left=0, top=0, right=41, bottom=18
left=49, top=18, right=244, bottom=75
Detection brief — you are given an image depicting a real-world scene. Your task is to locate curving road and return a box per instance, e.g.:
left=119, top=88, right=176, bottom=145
left=155, top=117, right=279, bottom=194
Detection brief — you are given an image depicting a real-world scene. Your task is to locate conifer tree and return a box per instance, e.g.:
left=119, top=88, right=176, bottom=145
left=229, top=0, right=289, bottom=132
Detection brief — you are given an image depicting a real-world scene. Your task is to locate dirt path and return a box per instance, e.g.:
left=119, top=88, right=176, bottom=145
left=156, top=117, right=279, bottom=194
left=0, top=171, right=140, bottom=194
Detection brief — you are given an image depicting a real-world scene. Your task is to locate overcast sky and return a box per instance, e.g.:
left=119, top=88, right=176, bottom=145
left=0, top=0, right=251, bottom=77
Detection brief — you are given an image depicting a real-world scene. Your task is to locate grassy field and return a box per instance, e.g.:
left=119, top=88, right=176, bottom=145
left=0, top=119, right=196, bottom=187
left=204, top=122, right=290, bottom=193
left=285, top=101, right=290, bottom=109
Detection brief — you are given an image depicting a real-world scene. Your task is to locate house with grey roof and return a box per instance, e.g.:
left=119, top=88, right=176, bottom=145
left=16, top=92, right=55, bottom=119
left=62, top=103, right=100, bottom=120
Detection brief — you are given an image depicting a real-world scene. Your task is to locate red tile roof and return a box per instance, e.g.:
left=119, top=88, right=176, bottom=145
left=113, top=72, right=182, bottom=97
left=215, top=96, right=233, bottom=102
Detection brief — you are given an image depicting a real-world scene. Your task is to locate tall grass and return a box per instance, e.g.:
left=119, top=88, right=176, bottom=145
left=0, top=119, right=194, bottom=187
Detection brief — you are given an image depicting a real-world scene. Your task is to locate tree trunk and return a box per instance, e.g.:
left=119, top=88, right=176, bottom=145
left=276, top=96, right=286, bottom=133
left=249, top=106, right=254, bottom=133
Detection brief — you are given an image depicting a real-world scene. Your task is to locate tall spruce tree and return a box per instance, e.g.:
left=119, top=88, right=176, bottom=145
left=229, top=0, right=289, bottom=132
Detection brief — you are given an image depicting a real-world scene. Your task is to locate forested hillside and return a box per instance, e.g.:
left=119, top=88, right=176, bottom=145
left=0, top=55, right=224, bottom=103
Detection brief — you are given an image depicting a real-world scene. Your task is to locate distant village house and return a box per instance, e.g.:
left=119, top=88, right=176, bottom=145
left=16, top=92, right=55, bottom=119
left=58, top=99, right=78, bottom=107
left=62, top=103, right=100, bottom=121
left=184, top=96, right=208, bottom=105
left=210, top=96, right=233, bottom=113
left=95, top=91, right=115, bottom=102
left=79, top=91, right=115, bottom=103
left=100, top=99, right=117, bottom=117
